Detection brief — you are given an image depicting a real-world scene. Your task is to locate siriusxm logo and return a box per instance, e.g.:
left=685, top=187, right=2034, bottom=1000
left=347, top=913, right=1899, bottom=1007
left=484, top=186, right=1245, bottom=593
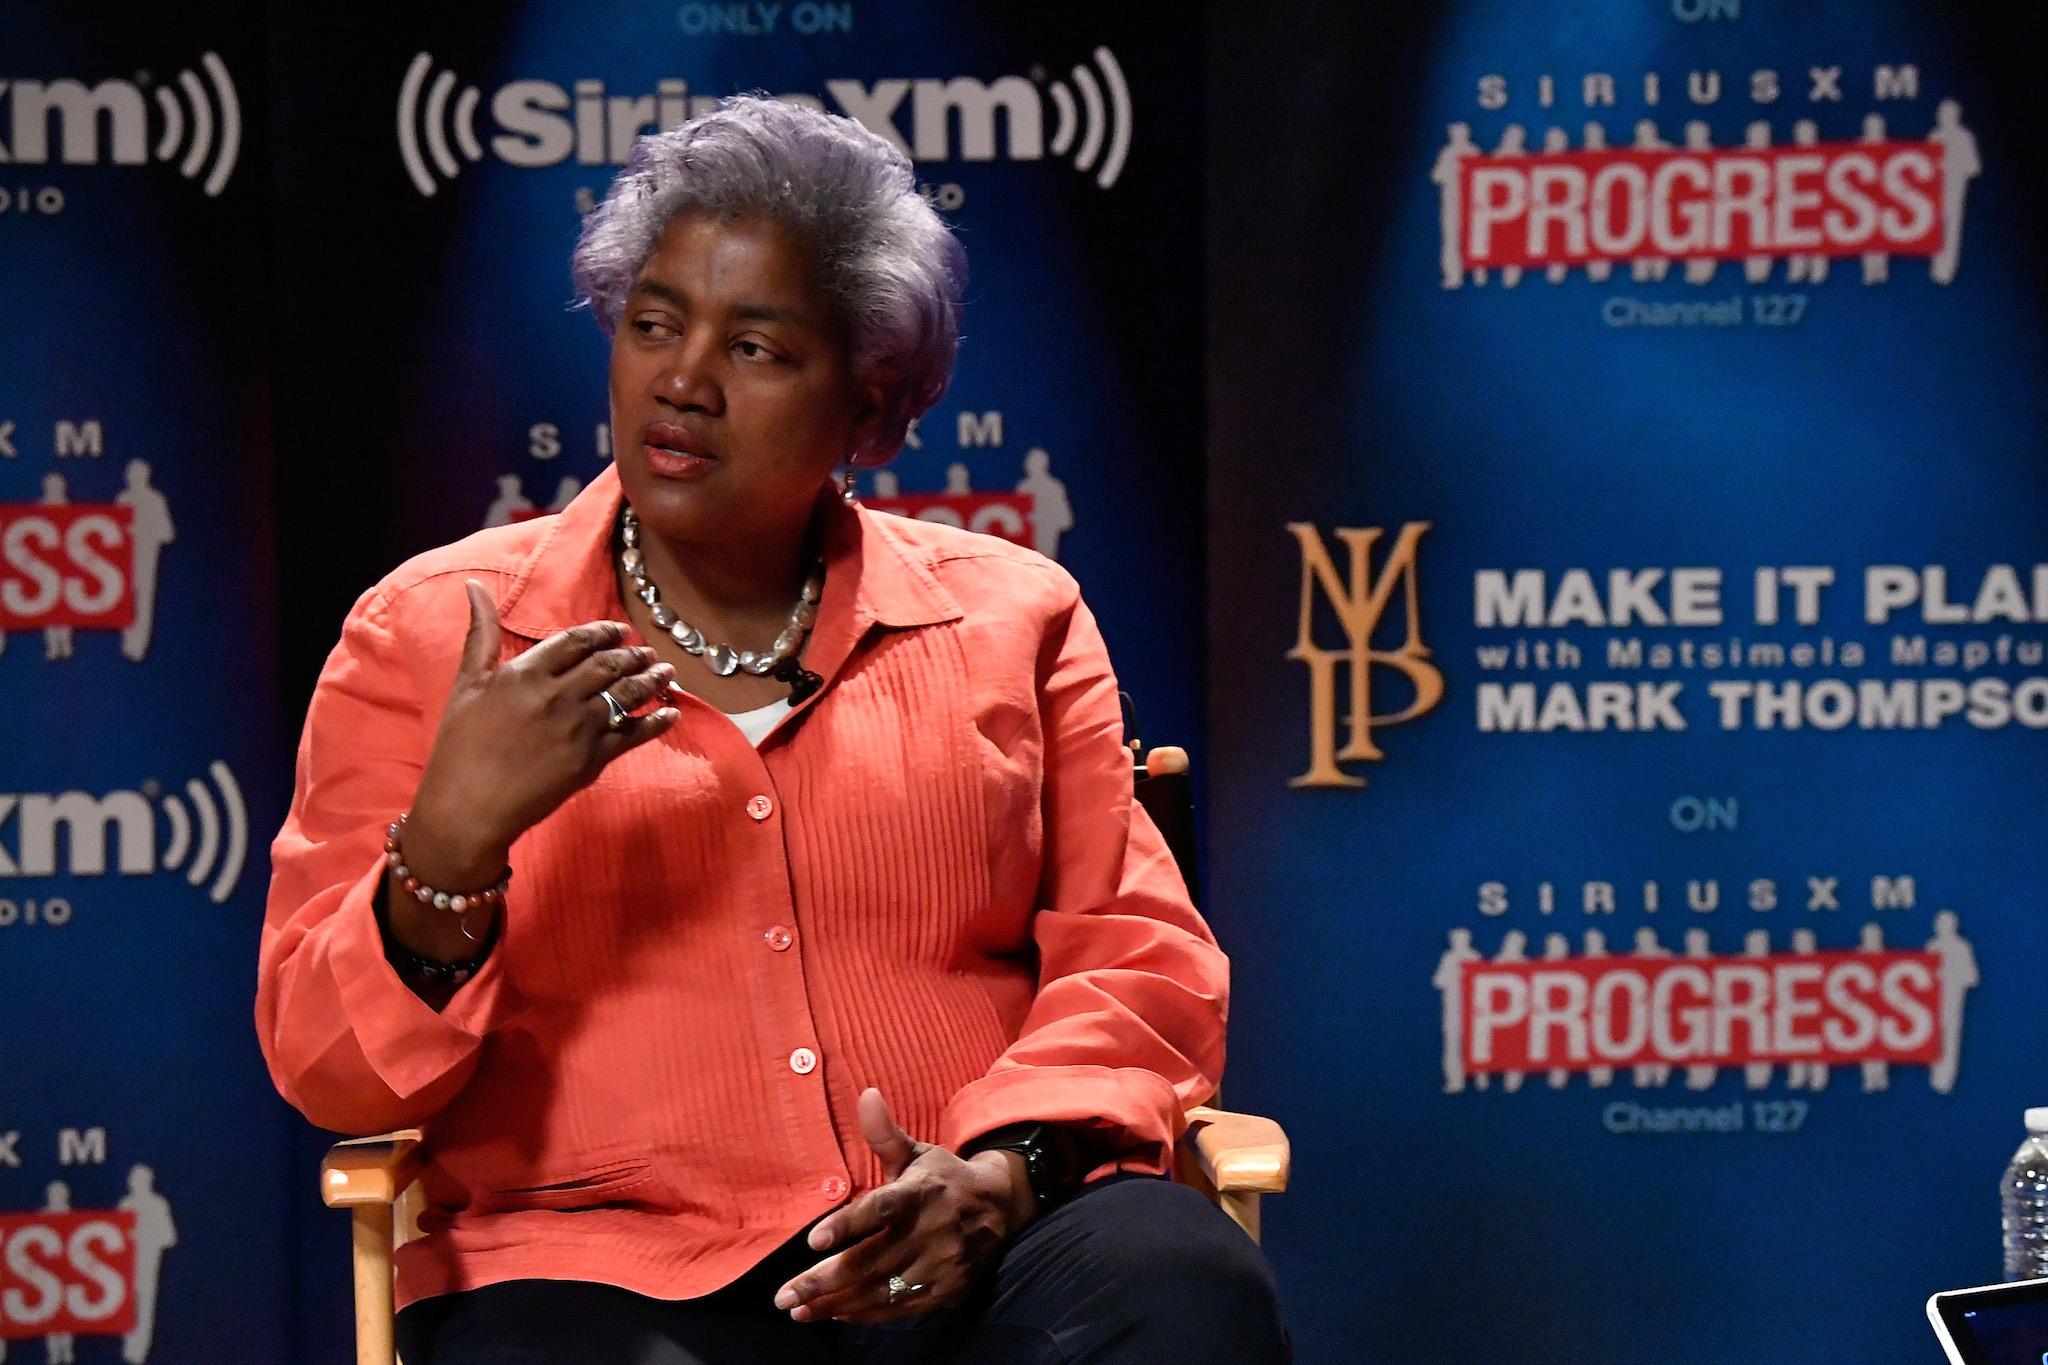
left=395, top=47, right=1132, bottom=197
left=0, top=762, right=246, bottom=903
left=0, top=53, right=241, bottom=197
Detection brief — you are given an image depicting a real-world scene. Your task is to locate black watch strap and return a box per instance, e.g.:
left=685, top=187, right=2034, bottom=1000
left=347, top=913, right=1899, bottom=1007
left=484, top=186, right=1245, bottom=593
left=960, top=1121, right=1085, bottom=1210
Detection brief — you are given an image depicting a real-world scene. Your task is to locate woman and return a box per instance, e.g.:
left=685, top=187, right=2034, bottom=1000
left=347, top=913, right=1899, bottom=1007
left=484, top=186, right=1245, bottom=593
left=256, top=95, right=1289, bottom=1364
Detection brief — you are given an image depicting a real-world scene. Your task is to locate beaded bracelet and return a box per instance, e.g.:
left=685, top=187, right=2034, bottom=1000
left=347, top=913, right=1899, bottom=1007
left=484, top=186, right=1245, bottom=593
left=383, top=813, right=510, bottom=939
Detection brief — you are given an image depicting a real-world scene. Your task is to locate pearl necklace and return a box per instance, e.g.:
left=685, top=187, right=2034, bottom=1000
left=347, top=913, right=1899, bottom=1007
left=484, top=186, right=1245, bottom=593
left=619, top=504, right=824, bottom=680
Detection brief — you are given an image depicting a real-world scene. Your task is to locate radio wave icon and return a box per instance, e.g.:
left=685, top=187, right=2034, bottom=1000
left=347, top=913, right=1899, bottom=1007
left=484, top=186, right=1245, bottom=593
left=1042, top=47, right=1131, bottom=189
left=157, top=761, right=247, bottom=904
left=397, top=52, right=485, bottom=197
left=149, top=52, right=240, bottom=198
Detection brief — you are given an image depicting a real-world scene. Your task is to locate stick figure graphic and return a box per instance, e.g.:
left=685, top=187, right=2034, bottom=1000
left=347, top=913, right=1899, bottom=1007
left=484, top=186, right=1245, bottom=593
left=1861, top=114, right=1891, bottom=283
left=39, top=474, right=73, bottom=661
left=1434, top=928, right=1483, bottom=1093
left=483, top=474, right=534, bottom=528
left=1927, top=910, right=1977, bottom=1093
left=119, top=1165, right=175, bottom=1363
left=1487, top=930, right=1530, bottom=1092
left=1582, top=122, right=1614, bottom=283
left=1631, top=928, right=1673, bottom=1087
left=1432, top=122, right=1479, bottom=289
left=1541, top=127, right=1572, bottom=283
left=116, top=460, right=174, bottom=661
left=1683, top=929, right=1718, bottom=1091
left=1681, top=122, right=1719, bottom=285
left=1491, top=126, right=1528, bottom=287
left=1784, top=929, right=1830, bottom=1091
left=1630, top=120, right=1671, bottom=281
left=1859, top=923, right=1890, bottom=1091
left=1743, top=929, right=1774, bottom=1090
left=1583, top=929, right=1615, bottom=1088
left=41, top=1181, right=75, bottom=1363
left=1786, top=121, right=1829, bottom=283
left=1743, top=121, right=1775, bottom=283
left=1015, top=449, right=1073, bottom=560
left=1929, top=100, right=1979, bottom=285
left=1543, top=932, right=1573, bottom=1088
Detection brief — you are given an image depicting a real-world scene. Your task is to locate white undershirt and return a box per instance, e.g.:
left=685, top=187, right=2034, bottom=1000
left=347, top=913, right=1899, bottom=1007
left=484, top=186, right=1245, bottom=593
left=721, top=694, right=795, bottom=746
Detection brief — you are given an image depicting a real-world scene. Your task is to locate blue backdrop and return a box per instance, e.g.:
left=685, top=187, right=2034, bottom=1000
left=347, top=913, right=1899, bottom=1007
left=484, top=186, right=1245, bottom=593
left=1208, top=2, right=2048, bottom=1362
left=7, top=2, right=2042, bottom=1361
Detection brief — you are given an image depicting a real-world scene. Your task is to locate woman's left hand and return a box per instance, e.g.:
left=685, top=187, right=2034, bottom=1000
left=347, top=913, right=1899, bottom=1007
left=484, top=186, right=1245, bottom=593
left=774, top=1087, right=1036, bottom=1325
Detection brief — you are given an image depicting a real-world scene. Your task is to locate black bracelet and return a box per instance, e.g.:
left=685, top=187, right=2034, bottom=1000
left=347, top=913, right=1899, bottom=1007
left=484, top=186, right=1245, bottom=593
left=376, top=878, right=500, bottom=988
left=386, top=932, right=496, bottom=988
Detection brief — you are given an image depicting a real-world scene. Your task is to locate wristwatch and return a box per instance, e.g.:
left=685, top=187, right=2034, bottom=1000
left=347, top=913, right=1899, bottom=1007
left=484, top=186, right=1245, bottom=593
left=960, top=1122, right=1085, bottom=1213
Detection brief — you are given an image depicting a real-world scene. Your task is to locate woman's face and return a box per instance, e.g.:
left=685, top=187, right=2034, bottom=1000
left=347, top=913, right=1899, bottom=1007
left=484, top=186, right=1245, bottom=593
left=608, top=212, right=882, bottom=547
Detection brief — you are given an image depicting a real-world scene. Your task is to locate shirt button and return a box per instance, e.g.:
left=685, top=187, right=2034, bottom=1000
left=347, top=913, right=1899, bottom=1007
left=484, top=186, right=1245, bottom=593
left=788, top=1047, right=818, bottom=1075
left=746, top=794, right=774, bottom=821
left=765, top=925, right=794, bottom=952
left=822, top=1176, right=849, bottom=1200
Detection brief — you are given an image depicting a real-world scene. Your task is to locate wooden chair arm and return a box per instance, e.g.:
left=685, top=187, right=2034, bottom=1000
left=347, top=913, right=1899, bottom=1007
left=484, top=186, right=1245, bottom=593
left=1143, top=744, right=1188, bottom=776
left=321, top=1130, right=425, bottom=1209
left=1181, top=1106, right=1289, bottom=1194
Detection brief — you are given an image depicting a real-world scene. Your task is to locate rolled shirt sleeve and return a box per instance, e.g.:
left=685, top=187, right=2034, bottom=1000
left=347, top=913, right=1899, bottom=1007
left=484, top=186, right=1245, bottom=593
left=255, top=581, right=517, bottom=1136
left=939, top=572, right=1229, bottom=1180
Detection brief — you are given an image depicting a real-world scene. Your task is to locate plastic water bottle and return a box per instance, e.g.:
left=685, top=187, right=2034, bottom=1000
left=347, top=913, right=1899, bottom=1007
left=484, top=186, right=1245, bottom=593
left=2002, top=1108, right=2048, bottom=1278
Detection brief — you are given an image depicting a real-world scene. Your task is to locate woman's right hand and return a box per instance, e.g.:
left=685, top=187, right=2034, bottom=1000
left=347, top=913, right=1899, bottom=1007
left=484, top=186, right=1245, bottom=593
left=396, top=579, right=679, bottom=932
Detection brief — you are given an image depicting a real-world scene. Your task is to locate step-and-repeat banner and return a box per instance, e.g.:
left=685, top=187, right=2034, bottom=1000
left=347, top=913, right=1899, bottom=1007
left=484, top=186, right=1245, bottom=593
left=5, top=5, right=1199, bottom=1361
left=1209, top=3, right=2045, bottom=1362
left=0, top=8, right=295, bottom=1363
left=14, top=1, right=2039, bottom=1360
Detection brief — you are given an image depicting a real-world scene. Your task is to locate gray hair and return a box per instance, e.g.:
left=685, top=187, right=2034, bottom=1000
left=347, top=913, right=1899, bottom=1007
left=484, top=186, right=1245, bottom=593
left=569, top=94, right=967, bottom=467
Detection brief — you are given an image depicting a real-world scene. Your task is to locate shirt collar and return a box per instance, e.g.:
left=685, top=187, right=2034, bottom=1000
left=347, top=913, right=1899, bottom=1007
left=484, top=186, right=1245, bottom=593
left=496, top=462, right=962, bottom=643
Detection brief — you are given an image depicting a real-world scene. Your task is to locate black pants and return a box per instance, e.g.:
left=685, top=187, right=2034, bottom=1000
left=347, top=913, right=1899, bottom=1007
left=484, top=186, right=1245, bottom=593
left=395, top=1172, right=1291, bottom=1364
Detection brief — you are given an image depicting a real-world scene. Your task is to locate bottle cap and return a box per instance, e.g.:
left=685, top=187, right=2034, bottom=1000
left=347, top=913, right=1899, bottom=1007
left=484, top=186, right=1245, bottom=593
left=2026, top=1108, right=2048, bottom=1135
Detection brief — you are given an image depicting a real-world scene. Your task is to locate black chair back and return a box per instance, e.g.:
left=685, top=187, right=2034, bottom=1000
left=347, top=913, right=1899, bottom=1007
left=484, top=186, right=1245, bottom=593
left=1122, top=690, right=1200, bottom=905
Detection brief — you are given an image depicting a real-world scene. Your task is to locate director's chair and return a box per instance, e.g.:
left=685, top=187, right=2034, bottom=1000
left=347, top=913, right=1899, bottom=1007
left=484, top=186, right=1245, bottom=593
left=320, top=733, right=1289, bottom=1365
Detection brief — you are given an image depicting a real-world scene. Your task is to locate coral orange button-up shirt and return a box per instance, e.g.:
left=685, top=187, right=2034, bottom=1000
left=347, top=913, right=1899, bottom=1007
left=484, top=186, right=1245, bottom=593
left=255, top=464, right=1227, bottom=1312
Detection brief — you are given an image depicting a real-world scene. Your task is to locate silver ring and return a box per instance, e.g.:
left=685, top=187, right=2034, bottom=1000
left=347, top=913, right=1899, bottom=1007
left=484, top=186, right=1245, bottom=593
left=600, top=689, right=630, bottom=729
left=885, top=1275, right=926, bottom=1306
